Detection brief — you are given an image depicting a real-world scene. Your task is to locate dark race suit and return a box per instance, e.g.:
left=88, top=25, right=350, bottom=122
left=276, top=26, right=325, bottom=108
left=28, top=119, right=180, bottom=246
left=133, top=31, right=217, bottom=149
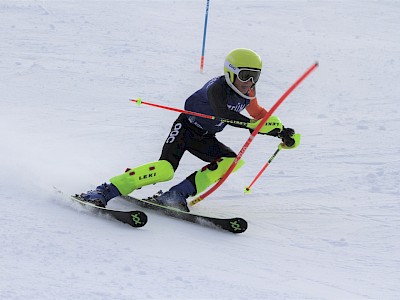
left=160, top=76, right=252, bottom=170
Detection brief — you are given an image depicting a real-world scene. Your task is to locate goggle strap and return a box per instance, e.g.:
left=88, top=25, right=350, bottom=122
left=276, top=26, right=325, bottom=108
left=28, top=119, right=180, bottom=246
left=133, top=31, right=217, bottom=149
left=224, top=60, right=238, bottom=74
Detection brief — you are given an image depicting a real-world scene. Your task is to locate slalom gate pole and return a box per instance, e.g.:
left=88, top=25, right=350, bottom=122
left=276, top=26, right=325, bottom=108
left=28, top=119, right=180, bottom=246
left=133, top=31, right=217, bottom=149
left=200, top=0, right=210, bottom=73
left=244, top=145, right=281, bottom=194
left=189, top=61, right=319, bottom=206
left=130, top=98, right=249, bottom=127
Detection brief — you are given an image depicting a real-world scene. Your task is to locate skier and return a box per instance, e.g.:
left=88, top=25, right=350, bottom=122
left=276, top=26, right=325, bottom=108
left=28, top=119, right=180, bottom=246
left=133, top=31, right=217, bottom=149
left=79, top=48, right=300, bottom=212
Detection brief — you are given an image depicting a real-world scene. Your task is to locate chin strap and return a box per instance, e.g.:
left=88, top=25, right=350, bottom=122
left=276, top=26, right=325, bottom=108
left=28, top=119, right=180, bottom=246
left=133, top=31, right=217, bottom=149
left=224, top=73, right=256, bottom=100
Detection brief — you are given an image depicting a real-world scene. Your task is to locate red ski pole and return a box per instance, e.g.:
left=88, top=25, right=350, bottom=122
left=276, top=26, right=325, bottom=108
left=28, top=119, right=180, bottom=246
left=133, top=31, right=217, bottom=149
left=244, top=145, right=281, bottom=193
left=130, top=98, right=249, bottom=127
left=189, top=61, right=319, bottom=206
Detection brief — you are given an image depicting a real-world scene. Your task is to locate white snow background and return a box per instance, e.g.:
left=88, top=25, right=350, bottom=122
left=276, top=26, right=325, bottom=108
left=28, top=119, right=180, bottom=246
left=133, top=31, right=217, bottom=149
left=1, top=1, right=399, bottom=299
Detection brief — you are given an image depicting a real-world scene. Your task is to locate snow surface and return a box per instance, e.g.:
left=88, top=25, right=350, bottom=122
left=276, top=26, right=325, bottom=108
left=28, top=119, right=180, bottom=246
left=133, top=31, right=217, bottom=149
left=1, top=1, right=399, bottom=299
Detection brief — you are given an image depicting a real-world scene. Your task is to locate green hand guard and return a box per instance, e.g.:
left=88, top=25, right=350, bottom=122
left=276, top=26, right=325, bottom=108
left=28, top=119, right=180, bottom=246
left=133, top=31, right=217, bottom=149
left=247, top=116, right=283, bottom=135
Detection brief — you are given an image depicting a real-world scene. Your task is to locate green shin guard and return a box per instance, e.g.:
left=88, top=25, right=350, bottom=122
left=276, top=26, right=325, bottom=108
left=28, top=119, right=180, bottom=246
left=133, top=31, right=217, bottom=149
left=110, top=160, right=174, bottom=195
left=194, top=157, right=245, bottom=195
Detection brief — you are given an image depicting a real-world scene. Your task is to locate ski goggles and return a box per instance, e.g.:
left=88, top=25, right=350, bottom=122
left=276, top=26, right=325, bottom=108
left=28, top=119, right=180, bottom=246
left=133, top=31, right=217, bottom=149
left=224, top=61, right=261, bottom=83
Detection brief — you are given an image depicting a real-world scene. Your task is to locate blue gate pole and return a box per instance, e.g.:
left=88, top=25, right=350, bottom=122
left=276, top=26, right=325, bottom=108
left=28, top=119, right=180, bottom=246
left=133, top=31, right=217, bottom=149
left=200, top=0, right=210, bottom=73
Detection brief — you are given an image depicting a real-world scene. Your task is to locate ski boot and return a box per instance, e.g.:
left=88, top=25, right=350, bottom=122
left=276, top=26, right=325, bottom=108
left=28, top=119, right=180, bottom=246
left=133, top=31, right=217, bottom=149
left=79, top=183, right=121, bottom=207
left=150, top=190, right=190, bottom=212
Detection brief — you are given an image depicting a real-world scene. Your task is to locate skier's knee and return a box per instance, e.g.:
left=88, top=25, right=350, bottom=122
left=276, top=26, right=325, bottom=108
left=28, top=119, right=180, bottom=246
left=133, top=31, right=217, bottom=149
left=110, top=160, right=174, bottom=195
left=193, top=157, right=244, bottom=195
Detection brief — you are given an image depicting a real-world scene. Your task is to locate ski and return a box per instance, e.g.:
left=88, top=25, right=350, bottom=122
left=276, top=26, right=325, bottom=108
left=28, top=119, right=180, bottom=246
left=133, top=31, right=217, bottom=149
left=71, top=195, right=148, bottom=228
left=121, top=195, right=247, bottom=233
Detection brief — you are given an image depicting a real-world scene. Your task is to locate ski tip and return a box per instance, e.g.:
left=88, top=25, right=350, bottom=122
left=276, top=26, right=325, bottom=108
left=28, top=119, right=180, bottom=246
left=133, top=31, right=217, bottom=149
left=230, top=218, right=248, bottom=233
left=130, top=211, right=148, bottom=227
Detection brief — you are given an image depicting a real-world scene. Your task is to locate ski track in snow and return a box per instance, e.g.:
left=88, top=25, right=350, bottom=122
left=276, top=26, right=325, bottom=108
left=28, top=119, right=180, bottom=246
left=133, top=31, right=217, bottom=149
left=1, top=1, right=399, bottom=299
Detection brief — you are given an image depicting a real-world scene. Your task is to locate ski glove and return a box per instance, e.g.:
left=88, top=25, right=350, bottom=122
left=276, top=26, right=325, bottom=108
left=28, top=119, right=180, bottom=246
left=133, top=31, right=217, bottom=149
left=278, top=127, right=301, bottom=149
left=247, top=116, right=283, bottom=136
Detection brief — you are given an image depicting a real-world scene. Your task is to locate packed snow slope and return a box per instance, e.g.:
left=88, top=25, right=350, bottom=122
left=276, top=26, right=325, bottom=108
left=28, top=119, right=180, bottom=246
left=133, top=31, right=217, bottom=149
left=1, top=1, right=399, bottom=299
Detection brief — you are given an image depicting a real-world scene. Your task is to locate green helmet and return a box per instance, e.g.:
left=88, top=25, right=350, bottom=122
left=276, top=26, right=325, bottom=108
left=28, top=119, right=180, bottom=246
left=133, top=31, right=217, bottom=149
left=224, top=48, right=262, bottom=99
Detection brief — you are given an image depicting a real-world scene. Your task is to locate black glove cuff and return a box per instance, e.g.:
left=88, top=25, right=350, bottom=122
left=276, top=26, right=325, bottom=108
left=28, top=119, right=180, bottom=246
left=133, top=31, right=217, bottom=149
left=278, top=127, right=296, bottom=146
